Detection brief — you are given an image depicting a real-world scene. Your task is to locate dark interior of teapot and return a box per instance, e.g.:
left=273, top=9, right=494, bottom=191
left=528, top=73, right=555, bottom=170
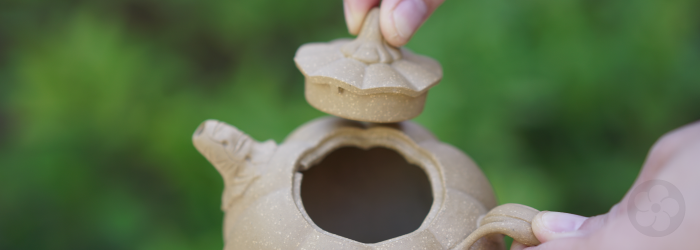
left=300, top=146, right=433, bottom=243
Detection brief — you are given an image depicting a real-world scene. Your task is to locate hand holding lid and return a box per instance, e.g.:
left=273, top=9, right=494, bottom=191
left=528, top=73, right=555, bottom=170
left=340, top=8, right=401, bottom=64
left=294, top=7, right=442, bottom=123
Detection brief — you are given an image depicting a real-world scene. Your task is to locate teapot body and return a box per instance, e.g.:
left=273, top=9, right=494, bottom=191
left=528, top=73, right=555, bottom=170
left=193, top=117, right=505, bottom=249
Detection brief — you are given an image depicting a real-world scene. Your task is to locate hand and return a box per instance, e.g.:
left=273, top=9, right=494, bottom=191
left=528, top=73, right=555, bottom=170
left=343, top=0, right=444, bottom=47
left=512, top=121, right=700, bottom=250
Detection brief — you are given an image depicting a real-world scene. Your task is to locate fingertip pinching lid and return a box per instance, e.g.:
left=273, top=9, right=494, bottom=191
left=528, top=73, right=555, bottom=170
left=294, top=7, right=443, bottom=123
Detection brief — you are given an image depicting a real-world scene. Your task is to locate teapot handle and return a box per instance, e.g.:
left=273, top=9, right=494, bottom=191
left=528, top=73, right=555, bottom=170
left=454, top=203, right=541, bottom=250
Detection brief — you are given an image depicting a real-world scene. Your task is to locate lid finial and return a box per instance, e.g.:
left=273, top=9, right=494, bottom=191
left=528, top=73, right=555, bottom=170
left=340, top=8, right=401, bottom=64
left=293, top=6, right=443, bottom=123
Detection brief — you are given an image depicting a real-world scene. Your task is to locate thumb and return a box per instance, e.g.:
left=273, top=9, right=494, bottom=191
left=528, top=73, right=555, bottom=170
left=531, top=211, right=589, bottom=242
left=513, top=211, right=604, bottom=250
left=510, top=211, right=591, bottom=250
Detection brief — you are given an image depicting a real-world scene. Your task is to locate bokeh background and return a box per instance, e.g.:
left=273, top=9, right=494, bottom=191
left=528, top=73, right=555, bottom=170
left=1, top=0, right=699, bottom=249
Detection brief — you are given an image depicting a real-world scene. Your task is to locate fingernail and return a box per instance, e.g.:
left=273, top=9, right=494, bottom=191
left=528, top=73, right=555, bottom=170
left=393, top=0, right=428, bottom=39
left=541, top=211, right=587, bottom=233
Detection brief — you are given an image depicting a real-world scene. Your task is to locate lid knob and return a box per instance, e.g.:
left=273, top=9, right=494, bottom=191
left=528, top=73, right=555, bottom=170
left=340, top=8, right=402, bottom=64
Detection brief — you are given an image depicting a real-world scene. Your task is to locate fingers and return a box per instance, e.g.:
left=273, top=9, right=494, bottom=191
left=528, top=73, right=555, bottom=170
left=380, top=0, right=444, bottom=47
left=518, top=122, right=700, bottom=250
left=521, top=211, right=611, bottom=250
left=344, top=0, right=445, bottom=47
left=344, top=0, right=381, bottom=35
left=531, top=211, right=588, bottom=242
left=526, top=212, right=601, bottom=250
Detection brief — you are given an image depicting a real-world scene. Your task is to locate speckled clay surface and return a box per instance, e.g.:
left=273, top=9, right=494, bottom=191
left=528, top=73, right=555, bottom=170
left=193, top=117, right=518, bottom=249
left=294, top=8, right=442, bottom=123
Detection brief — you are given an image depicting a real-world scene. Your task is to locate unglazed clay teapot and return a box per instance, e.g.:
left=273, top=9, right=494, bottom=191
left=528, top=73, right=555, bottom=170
left=193, top=117, right=539, bottom=249
left=193, top=7, right=541, bottom=250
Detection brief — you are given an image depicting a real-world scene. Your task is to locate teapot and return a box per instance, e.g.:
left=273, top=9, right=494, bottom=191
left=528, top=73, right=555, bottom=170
left=193, top=8, right=541, bottom=250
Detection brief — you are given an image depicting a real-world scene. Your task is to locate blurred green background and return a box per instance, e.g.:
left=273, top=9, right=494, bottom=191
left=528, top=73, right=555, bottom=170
left=0, top=0, right=698, bottom=249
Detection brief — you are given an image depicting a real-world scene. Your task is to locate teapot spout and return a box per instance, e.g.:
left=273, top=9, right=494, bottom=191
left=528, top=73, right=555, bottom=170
left=193, top=120, right=276, bottom=210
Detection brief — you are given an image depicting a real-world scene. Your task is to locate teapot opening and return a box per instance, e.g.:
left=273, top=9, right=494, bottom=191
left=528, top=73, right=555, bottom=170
left=299, top=146, right=433, bottom=244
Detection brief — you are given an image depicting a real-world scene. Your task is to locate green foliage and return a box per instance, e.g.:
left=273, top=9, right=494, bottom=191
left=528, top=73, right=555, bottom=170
left=0, top=0, right=698, bottom=249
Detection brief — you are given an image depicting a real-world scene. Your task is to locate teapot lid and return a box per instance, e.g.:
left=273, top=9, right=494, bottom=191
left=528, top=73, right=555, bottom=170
left=294, top=8, right=442, bottom=123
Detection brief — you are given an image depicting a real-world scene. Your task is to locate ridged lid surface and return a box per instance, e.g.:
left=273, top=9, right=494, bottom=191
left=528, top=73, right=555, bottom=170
left=294, top=8, right=443, bottom=98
